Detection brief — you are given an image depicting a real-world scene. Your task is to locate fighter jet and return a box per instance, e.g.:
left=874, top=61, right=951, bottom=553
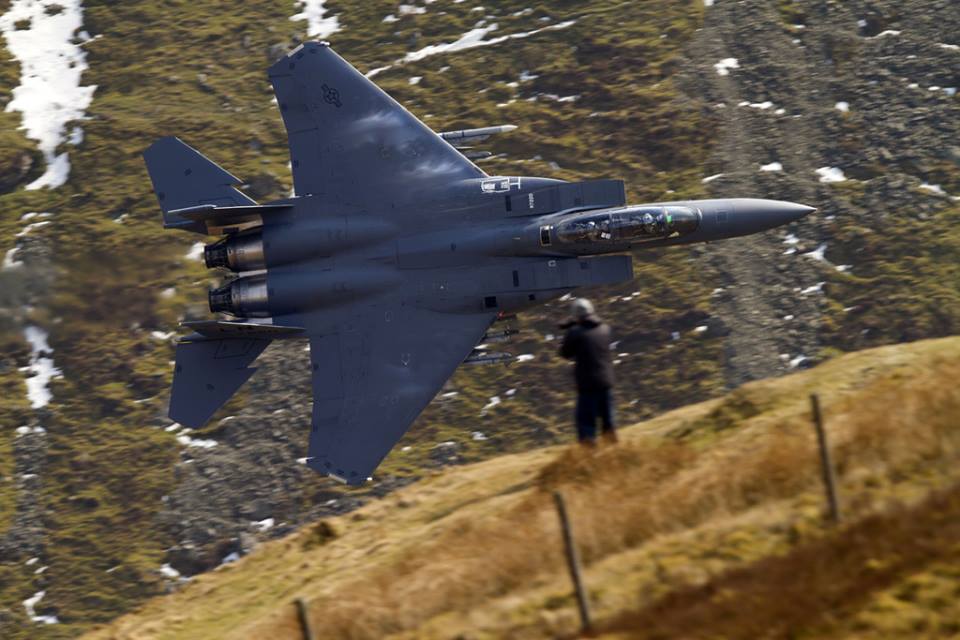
left=143, top=42, right=814, bottom=485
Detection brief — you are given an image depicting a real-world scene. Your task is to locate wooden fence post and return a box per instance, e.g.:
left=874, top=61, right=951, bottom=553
left=295, top=597, right=316, bottom=640
left=810, top=393, right=842, bottom=523
left=553, top=490, right=593, bottom=634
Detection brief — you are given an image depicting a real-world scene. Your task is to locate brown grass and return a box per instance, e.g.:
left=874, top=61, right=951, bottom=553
left=600, top=480, right=960, bottom=639
left=84, top=338, right=960, bottom=639
left=830, top=356, right=960, bottom=474
left=285, top=353, right=960, bottom=638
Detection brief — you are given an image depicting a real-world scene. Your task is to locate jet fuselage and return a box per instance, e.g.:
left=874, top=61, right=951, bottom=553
left=145, top=40, right=817, bottom=484
left=206, top=177, right=812, bottom=321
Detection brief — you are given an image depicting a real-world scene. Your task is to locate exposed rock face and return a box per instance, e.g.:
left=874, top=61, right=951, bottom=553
left=0, top=232, right=55, bottom=330
left=0, top=420, right=48, bottom=560
left=0, top=230, right=56, bottom=567
left=679, top=0, right=959, bottom=387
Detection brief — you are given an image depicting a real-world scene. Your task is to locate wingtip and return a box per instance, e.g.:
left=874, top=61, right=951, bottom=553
left=270, top=43, right=324, bottom=75
left=142, top=135, right=181, bottom=157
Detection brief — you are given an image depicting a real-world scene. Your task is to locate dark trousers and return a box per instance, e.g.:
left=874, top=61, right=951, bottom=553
left=575, top=388, right=615, bottom=442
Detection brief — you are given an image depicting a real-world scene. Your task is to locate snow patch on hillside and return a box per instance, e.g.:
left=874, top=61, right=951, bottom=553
left=815, top=166, right=847, bottom=183
left=3, top=247, right=22, bottom=269
left=713, top=57, right=739, bottom=76
left=23, top=325, right=62, bottom=409
left=803, top=243, right=828, bottom=262
left=0, top=0, right=96, bottom=190
left=186, top=242, right=205, bottom=261
left=291, top=0, right=339, bottom=39
left=23, top=590, right=58, bottom=624
left=175, top=429, right=218, bottom=449
left=368, top=19, right=576, bottom=78
left=480, top=395, right=501, bottom=415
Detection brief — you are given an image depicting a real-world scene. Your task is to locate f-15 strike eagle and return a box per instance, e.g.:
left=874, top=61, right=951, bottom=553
left=143, top=42, right=814, bottom=485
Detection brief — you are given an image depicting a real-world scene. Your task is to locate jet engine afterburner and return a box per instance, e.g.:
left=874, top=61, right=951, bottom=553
left=204, top=231, right=266, bottom=272
left=208, top=274, right=270, bottom=317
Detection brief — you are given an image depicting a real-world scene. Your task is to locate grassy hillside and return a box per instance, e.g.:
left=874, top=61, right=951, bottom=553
left=600, top=482, right=960, bottom=638
left=1, top=0, right=958, bottom=636
left=85, top=335, right=960, bottom=639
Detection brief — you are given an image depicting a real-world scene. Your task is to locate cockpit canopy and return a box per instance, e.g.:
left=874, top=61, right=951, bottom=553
left=555, top=205, right=700, bottom=245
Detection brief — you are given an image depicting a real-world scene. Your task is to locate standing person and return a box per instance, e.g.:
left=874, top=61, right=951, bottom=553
left=559, top=298, right=617, bottom=445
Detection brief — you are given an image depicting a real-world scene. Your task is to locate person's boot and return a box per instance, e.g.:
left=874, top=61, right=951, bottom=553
left=578, top=437, right=597, bottom=449
left=602, top=430, right=619, bottom=445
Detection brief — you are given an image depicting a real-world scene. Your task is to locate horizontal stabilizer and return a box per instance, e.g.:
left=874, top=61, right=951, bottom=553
left=143, top=137, right=256, bottom=235
left=179, top=321, right=305, bottom=341
left=169, top=337, right=271, bottom=427
left=168, top=203, right=293, bottom=228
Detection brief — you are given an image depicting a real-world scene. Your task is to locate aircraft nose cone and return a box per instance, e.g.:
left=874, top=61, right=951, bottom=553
left=695, top=198, right=816, bottom=240
left=731, top=198, right=816, bottom=233
left=773, top=201, right=816, bottom=224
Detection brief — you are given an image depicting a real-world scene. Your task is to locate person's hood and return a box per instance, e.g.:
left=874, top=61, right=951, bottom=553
left=579, top=314, right=603, bottom=328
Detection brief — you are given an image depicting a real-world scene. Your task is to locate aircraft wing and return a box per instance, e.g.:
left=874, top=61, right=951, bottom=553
left=268, top=42, right=484, bottom=204
left=306, top=302, right=496, bottom=484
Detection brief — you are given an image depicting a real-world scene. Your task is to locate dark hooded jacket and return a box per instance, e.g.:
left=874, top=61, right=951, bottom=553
left=559, top=314, right=614, bottom=392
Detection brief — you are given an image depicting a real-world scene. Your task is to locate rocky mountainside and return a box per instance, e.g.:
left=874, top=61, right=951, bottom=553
left=0, top=0, right=957, bottom=637
left=685, top=0, right=960, bottom=384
